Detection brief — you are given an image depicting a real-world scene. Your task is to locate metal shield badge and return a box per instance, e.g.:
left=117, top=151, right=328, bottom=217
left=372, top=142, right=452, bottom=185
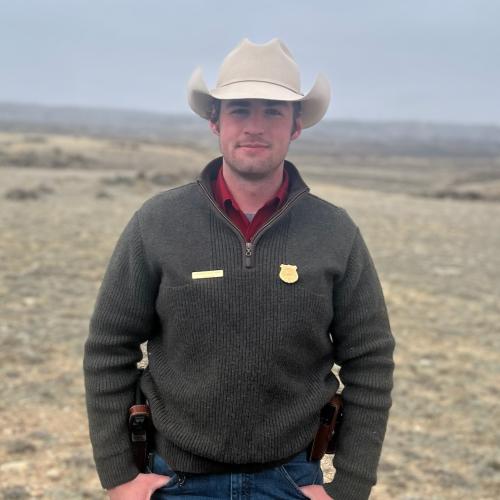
left=279, top=264, right=299, bottom=284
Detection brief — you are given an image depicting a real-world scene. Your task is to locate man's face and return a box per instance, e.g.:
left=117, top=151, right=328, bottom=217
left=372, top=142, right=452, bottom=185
left=210, top=99, right=302, bottom=180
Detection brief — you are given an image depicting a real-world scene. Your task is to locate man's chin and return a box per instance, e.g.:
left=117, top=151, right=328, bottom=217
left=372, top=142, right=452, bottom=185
left=223, top=155, right=283, bottom=181
left=232, top=168, right=271, bottom=181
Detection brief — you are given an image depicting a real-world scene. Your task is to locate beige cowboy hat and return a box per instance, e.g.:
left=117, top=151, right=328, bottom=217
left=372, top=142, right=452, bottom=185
left=187, top=38, right=331, bottom=128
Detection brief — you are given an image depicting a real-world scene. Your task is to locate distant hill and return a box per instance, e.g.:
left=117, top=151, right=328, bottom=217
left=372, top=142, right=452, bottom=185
left=1, top=101, right=500, bottom=157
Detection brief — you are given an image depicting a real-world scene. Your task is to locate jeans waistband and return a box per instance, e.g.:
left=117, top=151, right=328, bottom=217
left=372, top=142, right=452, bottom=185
left=150, top=445, right=313, bottom=476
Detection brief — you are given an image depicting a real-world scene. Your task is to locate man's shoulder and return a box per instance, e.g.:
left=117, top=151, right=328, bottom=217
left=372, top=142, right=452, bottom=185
left=138, top=181, right=202, bottom=214
left=131, top=181, right=207, bottom=236
left=303, top=191, right=347, bottom=214
left=301, top=192, right=357, bottom=229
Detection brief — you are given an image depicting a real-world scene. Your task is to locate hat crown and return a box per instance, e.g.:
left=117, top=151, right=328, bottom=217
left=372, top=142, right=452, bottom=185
left=216, top=38, right=301, bottom=94
left=187, top=38, right=330, bottom=128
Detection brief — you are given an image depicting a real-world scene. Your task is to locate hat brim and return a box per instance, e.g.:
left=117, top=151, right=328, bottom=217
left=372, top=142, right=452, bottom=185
left=187, top=67, right=330, bottom=128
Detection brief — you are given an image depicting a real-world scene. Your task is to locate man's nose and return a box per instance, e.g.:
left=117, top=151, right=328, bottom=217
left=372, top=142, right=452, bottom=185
left=243, top=110, right=266, bottom=134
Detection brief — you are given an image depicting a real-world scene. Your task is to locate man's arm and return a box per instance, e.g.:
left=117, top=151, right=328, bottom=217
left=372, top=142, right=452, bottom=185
left=83, top=211, right=160, bottom=489
left=324, top=228, right=395, bottom=500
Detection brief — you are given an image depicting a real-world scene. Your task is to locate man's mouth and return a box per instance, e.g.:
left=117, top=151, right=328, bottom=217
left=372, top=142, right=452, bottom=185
left=238, top=143, right=269, bottom=148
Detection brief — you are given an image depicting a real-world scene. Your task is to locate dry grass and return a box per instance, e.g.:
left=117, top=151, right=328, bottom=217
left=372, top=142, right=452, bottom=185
left=1, top=131, right=499, bottom=499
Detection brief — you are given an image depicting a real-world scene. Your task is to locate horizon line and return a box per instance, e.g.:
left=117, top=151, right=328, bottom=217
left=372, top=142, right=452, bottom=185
left=1, top=99, right=499, bottom=129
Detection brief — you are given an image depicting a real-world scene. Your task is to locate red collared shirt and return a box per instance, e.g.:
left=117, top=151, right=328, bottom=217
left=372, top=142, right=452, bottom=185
left=211, top=166, right=289, bottom=242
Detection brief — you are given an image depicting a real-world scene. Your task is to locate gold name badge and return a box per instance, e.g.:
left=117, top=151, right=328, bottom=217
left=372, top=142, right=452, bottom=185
left=279, top=264, right=299, bottom=284
left=192, top=269, right=224, bottom=280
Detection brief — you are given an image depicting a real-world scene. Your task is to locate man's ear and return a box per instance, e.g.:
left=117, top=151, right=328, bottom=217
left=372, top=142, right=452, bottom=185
left=209, top=120, right=220, bottom=136
left=291, top=117, right=303, bottom=141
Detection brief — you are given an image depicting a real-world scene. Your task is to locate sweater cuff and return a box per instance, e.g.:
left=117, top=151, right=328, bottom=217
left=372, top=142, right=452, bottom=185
left=94, top=449, right=140, bottom=490
left=324, top=473, right=373, bottom=500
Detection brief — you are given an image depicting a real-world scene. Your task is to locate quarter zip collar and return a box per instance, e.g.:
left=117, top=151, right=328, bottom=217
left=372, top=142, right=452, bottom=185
left=197, top=157, right=310, bottom=268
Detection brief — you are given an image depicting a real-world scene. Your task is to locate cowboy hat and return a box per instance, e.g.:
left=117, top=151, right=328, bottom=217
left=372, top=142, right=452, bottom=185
left=187, top=38, right=330, bottom=128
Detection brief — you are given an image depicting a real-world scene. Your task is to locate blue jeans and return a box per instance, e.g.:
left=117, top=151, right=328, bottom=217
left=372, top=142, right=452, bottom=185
left=150, top=448, right=323, bottom=499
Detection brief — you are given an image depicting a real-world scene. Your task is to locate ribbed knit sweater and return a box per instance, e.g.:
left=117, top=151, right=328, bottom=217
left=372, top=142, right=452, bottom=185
left=83, top=158, right=395, bottom=500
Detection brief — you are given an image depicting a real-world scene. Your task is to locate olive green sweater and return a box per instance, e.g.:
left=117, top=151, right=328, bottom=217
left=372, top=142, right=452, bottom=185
left=83, top=158, right=395, bottom=500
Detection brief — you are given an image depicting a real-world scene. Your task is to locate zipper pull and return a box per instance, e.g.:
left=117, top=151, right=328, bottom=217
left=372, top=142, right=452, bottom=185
left=245, top=242, right=253, bottom=268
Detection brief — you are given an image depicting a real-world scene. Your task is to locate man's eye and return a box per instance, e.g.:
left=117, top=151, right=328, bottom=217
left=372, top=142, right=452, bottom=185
left=266, top=108, right=283, bottom=116
left=231, top=108, right=248, bottom=115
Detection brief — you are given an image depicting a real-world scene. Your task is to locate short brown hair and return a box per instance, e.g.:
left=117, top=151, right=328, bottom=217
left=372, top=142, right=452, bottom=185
left=209, top=99, right=221, bottom=124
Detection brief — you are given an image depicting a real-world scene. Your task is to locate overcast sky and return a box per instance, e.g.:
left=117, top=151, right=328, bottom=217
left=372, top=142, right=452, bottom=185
left=1, top=0, right=499, bottom=125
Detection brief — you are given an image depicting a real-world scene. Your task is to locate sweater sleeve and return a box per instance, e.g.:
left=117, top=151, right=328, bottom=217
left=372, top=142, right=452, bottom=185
left=324, top=228, right=395, bottom=500
left=83, top=211, right=160, bottom=489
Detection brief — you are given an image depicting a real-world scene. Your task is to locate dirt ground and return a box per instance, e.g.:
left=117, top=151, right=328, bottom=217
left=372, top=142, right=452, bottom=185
left=0, top=131, right=499, bottom=499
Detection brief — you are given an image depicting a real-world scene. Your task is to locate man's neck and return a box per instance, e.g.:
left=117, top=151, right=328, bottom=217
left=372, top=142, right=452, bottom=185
left=221, top=161, right=285, bottom=214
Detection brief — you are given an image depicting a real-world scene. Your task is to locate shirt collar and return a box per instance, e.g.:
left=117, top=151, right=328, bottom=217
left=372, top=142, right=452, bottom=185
left=213, top=164, right=289, bottom=212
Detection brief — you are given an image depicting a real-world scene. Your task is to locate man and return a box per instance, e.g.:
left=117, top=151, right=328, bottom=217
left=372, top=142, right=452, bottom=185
left=83, top=38, right=395, bottom=500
